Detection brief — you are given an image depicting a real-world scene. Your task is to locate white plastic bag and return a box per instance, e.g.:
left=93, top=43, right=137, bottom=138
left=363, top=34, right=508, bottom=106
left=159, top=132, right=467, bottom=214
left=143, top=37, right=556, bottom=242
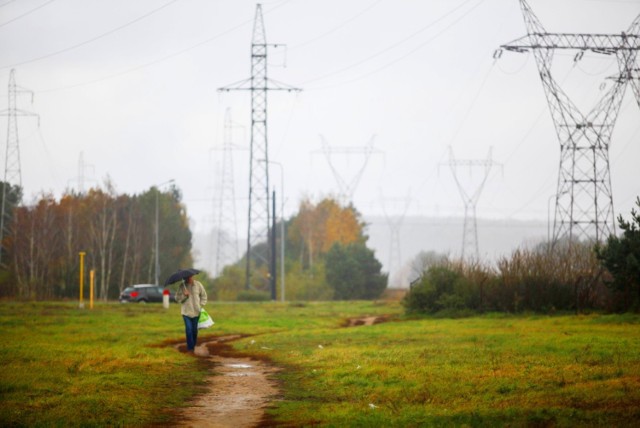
left=198, top=308, right=214, bottom=329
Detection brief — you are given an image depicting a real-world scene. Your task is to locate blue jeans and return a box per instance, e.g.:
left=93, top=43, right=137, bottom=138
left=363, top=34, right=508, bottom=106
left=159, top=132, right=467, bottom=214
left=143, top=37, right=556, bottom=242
left=182, top=315, right=199, bottom=351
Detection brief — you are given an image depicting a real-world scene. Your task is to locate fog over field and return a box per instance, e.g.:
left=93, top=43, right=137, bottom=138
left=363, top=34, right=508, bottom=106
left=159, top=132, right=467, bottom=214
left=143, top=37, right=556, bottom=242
left=194, top=215, right=548, bottom=288
left=2, top=0, right=638, bottom=281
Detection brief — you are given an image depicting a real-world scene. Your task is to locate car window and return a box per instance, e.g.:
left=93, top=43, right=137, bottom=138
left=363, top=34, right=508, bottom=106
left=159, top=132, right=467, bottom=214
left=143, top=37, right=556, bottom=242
left=123, top=287, right=134, bottom=293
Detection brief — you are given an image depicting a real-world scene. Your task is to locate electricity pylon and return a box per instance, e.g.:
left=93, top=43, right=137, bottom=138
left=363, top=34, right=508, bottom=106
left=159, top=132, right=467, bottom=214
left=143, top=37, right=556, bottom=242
left=380, top=194, right=411, bottom=287
left=445, top=147, right=499, bottom=261
left=213, top=108, right=241, bottom=277
left=0, top=69, right=39, bottom=265
left=499, top=0, right=640, bottom=244
left=218, top=4, right=300, bottom=289
left=70, top=152, right=95, bottom=194
left=317, top=135, right=381, bottom=206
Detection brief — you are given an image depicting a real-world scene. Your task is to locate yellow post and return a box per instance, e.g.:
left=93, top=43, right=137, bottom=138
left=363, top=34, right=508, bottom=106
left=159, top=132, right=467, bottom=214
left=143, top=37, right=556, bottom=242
left=90, top=269, right=95, bottom=309
left=79, top=252, right=85, bottom=309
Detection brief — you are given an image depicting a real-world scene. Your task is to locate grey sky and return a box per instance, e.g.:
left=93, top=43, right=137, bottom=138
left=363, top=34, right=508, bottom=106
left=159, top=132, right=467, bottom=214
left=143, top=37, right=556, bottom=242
left=1, top=0, right=639, bottom=247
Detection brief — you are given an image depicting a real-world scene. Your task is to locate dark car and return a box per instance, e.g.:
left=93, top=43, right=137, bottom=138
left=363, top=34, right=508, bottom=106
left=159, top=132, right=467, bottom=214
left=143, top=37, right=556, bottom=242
left=119, top=284, right=173, bottom=303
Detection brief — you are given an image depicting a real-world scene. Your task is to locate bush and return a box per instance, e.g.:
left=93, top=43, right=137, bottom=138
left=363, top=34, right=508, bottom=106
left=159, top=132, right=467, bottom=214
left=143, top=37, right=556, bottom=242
left=404, top=241, right=610, bottom=315
left=496, top=242, right=605, bottom=313
left=403, top=263, right=467, bottom=314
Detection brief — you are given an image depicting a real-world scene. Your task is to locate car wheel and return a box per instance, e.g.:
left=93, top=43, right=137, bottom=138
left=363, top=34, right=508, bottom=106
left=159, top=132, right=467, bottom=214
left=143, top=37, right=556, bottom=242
left=138, top=299, right=147, bottom=304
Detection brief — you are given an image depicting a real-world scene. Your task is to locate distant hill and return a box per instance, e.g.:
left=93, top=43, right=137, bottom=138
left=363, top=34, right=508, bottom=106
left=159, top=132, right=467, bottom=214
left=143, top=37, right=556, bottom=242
left=193, top=216, right=548, bottom=288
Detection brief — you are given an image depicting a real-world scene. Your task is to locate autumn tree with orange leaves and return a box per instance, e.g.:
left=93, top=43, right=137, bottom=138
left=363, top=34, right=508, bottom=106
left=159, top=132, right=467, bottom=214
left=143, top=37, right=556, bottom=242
left=282, top=197, right=386, bottom=300
left=287, top=197, right=366, bottom=269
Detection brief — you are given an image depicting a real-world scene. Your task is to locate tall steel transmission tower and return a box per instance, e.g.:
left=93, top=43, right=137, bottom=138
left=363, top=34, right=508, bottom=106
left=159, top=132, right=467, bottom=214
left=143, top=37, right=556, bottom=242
left=380, top=195, right=411, bottom=287
left=445, top=147, right=498, bottom=261
left=70, top=151, right=95, bottom=195
left=218, top=4, right=300, bottom=289
left=0, top=69, right=38, bottom=265
left=213, top=108, right=241, bottom=277
left=499, top=0, right=640, bottom=244
left=317, top=135, right=381, bottom=205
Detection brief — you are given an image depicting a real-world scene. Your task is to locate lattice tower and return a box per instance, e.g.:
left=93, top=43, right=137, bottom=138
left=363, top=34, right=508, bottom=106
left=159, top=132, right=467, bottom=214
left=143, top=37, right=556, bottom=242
left=214, top=108, right=241, bottom=277
left=380, top=195, right=411, bottom=287
left=218, top=5, right=300, bottom=289
left=446, top=147, right=498, bottom=261
left=499, top=0, right=640, bottom=244
left=0, top=69, right=38, bottom=265
left=317, top=135, right=381, bottom=206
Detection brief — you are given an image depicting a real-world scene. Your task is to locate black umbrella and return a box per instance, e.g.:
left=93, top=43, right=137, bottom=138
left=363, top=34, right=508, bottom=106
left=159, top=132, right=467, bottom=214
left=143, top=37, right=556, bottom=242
left=164, top=268, right=200, bottom=286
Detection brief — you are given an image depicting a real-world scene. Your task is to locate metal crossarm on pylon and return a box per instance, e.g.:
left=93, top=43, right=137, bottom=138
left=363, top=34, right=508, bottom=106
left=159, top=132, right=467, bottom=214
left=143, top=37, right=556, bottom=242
left=499, top=0, right=640, bottom=245
left=316, top=135, right=382, bottom=206
left=218, top=5, right=301, bottom=290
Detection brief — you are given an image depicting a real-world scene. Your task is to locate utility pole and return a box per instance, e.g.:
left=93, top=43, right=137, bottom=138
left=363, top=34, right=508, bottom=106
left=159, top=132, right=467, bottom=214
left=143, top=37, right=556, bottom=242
left=498, top=0, right=640, bottom=244
left=444, top=147, right=499, bottom=262
left=218, top=4, right=301, bottom=290
left=270, top=189, right=277, bottom=300
left=0, top=69, right=39, bottom=265
left=317, top=135, right=382, bottom=206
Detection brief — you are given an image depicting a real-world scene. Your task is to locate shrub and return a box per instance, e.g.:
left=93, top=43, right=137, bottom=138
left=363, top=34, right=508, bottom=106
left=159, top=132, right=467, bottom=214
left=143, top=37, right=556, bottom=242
left=403, top=263, right=466, bottom=313
left=404, top=241, right=609, bottom=315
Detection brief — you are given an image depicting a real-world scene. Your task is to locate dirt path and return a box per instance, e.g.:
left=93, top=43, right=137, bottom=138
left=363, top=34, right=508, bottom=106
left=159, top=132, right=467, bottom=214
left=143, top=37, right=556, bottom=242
left=171, top=316, right=390, bottom=427
left=173, top=336, right=280, bottom=428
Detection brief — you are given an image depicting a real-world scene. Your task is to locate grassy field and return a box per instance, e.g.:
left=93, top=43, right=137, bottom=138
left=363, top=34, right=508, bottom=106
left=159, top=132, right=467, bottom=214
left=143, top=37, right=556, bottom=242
left=1, top=301, right=639, bottom=427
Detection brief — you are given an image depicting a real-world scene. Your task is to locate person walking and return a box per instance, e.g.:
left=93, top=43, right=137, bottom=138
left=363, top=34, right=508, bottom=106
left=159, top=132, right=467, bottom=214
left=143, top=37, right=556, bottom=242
left=174, top=274, right=208, bottom=352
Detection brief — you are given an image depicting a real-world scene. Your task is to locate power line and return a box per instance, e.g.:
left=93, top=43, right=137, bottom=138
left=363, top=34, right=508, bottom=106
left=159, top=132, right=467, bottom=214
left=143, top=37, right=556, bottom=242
left=0, top=0, right=18, bottom=9
left=301, top=0, right=483, bottom=87
left=0, top=0, right=178, bottom=71
left=0, top=0, right=56, bottom=29
left=21, top=1, right=293, bottom=94
left=286, top=0, right=385, bottom=53
left=449, top=61, right=495, bottom=146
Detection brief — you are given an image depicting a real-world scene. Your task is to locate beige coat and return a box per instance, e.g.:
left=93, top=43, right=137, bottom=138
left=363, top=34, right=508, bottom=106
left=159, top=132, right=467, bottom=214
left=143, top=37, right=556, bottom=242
left=175, top=280, right=207, bottom=318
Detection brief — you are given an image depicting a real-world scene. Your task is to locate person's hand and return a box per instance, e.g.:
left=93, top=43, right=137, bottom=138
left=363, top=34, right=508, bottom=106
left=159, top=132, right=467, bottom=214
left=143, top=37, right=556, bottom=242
left=184, top=288, right=190, bottom=296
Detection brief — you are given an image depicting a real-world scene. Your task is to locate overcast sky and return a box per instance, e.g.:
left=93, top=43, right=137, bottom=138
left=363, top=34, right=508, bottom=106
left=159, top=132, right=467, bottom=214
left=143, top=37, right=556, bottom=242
left=1, top=0, right=639, bottom=243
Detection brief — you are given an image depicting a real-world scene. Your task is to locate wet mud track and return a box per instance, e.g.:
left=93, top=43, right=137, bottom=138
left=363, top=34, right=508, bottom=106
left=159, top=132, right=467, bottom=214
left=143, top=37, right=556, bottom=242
left=174, top=335, right=280, bottom=428
left=172, top=315, right=390, bottom=427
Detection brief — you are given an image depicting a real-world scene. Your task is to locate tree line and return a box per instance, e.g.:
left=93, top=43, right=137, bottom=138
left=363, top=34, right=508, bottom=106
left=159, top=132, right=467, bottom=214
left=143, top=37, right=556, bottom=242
left=0, top=180, right=193, bottom=300
left=213, top=197, right=388, bottom=301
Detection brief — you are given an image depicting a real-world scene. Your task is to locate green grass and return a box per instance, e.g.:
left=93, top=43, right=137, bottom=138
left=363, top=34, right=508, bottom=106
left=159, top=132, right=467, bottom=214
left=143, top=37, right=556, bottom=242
left=1, top=301, right=639, bottom=426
